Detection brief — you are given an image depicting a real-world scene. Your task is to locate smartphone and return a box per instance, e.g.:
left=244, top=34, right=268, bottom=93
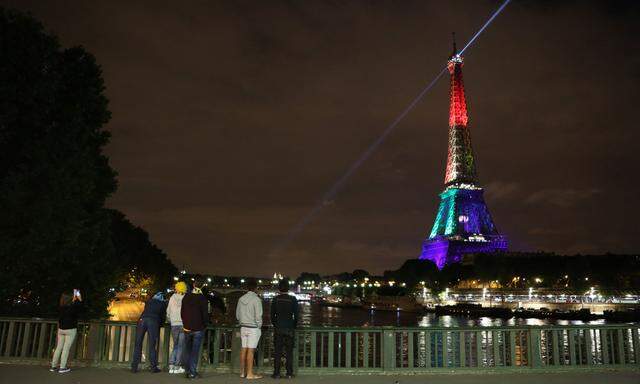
left=73, top=289, right=80, bottom=298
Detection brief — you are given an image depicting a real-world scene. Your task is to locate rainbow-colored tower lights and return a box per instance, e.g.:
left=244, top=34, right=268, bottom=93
left=419, top=38, right=507, bottom=269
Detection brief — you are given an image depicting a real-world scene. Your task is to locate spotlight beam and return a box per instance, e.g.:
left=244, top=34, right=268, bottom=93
left=459, top=0, right=511, bottom=56
left=270, top=0, right=512, bottom=257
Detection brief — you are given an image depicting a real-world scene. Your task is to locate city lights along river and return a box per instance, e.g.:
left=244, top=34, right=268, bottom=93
left=110, top=299, right=628, bottom=327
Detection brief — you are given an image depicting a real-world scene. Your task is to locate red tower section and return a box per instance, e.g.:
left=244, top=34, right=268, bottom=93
left=448, top=58, right=468, bottom=127
left=444, top=51, right=477, bottom=186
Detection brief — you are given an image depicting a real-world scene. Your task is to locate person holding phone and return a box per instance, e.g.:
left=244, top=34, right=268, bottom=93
left=51, top=290, right=83, bottom=373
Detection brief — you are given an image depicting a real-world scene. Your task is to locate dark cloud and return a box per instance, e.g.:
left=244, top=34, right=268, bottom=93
left=6, top=0, right=639, bottom=276
left=525, top=188, right=600, bottom=207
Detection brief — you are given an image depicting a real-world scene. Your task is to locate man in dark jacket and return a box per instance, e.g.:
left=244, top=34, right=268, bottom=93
left=271, top=279, right=298, bottom=378
left=131, top=292, right=168, bottom=373
left=181, top=280, right=209, bottom=379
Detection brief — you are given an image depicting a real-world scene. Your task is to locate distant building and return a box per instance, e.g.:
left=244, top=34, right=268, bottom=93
left=419, top=39, right=507, bottom=269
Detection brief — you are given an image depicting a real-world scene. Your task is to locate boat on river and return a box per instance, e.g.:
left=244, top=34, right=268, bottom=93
left=513, top=307, right=597, bottom=321
left=319, top=295, right=362, bottom=308
left=435, top=303, right=512, bottom=318
left=603, top=308, right=640, bottom=322
left=362, top=296, right=424, bottom=313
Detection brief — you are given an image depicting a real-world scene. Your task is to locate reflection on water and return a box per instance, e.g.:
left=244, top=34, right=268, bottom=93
left=215, top=299, right=629, bottom=327
left=294, top=303, right=628, bottom=327
left=300, top=303, right=632, bottom=327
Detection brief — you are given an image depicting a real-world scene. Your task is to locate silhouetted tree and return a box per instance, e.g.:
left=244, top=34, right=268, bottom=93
left=383, top=259, right=440, bottom=288
left=351, top=269, right=370, bottom=281
left=0, top=8, right=117, bottom=317
left=296, top=272, right=322, bottom=285
left=109, top=210, right=177, bottom=295
left=0, top=9, right=177, bottom=317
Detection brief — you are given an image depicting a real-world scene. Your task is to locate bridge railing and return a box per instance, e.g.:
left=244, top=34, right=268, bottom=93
left=0, top=317, right=638, bottom=372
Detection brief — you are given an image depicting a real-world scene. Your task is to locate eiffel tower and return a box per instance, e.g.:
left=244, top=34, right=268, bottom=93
left=419, top=38, right=507, bottom=269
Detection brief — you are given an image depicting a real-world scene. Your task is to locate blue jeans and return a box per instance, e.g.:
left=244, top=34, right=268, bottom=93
left=131, top=317, right=160, bottom=370
left=183, top=329, right=204, bottom=376
left=169, top=326, right=185, bottom=366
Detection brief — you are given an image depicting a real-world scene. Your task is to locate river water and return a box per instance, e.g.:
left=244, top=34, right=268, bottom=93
left=110, top=296, right=632, bottom=326
left=215, top=301, right=620, bottom=327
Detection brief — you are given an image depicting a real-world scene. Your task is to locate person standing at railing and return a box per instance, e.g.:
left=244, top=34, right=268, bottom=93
left=131, top=291, right=167, bottom=374
left=181, top=279, right=209, bottom=379
left=236, top=278, right=263, bottom=379
left=50, top=290, right=83, bottom=374
left=201, top=285, right=227, bottom=320
left=270, top=279, right=298, bottom=379
left=166, top=281, right=187, bottom=374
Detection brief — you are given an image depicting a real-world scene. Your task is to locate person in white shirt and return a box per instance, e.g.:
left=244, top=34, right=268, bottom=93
left=166, top=281, right=187, bottom=374
left=235, top=279, right=263, bottom=379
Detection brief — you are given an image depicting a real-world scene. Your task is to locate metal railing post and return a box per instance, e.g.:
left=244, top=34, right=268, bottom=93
left=601, top=329, right=610, bottom=364
left=617, top=328, right=625, bottom=366
left=382, top=328, right=395, bottom=371
left=568, top=329, right=577, bottom=366
left=3, top=321, right=15, bottom=357
left=528, top=328, right=542, bottom=368
left=230, top=327, right=241, bottom=373
left=86, top=322, right=101, bottom=365
left=20, top=322, right=31, bottom=358
left=509, top=330, right=516, bottom=367
left=633, top=327, right=640, bottom=364
left=551, top=330, right=559, bottom=366
left=408, top=331, right=414, bottom=368
left=459, top=331, right=466, bottom=368
left=210, top=328, right=220, bottom=368
left=425, top=331, right=431, bottom=368
left=492, top=330, right=500, bottom=367
left=36, top=322, right=47, bottom=359
left=327, top=331, right=334, bottom=368
left=345, top=331, right=351, bottom=369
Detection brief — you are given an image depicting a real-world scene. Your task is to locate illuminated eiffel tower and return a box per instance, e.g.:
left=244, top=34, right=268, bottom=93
left=419, top=38, right=507, bottom=269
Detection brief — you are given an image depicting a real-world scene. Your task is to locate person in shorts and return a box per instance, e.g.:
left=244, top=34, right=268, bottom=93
left=236, top=279, right=263, bottom=379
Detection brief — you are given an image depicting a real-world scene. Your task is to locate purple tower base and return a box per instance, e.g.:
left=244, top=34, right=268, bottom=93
left=420, top=236, right=507, bottom=269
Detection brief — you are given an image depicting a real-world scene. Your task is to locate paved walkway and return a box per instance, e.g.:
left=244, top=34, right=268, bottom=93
left=1, top=365, right=638, bottom=384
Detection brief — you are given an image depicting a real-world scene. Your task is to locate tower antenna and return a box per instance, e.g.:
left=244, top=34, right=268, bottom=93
left=452, top=32, right=457, bottom=56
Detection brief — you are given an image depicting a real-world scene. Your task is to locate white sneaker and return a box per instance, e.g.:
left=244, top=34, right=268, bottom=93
left=169, top=368, right=175, bottom=374
left=174, top=367, right=185, bottom=374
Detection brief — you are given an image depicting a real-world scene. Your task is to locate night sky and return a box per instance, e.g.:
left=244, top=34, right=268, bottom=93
left=7, top=1, right=640, bottom=277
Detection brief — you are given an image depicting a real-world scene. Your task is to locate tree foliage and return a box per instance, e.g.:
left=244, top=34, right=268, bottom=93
left=295, top=272, right=322, bottom=285
left=109, top=210, right=177, bottom=295
left=0, top=8, right=176, bottom=317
